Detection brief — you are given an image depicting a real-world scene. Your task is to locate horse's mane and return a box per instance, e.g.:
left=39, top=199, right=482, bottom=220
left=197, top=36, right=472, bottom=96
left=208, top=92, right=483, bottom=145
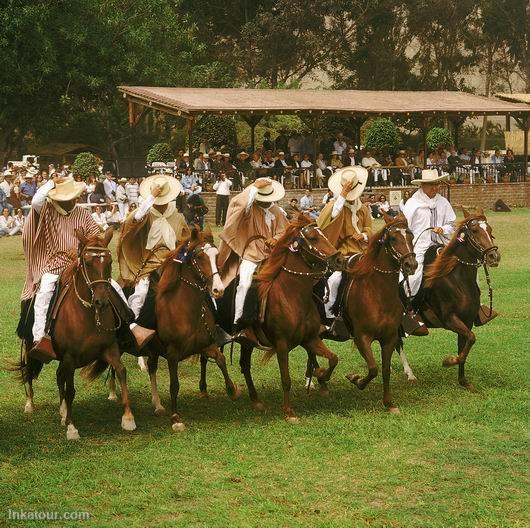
left=256, top=214, right=312, bottom=300
left=157, top=228, right=208, bottom=296
left=350, top=216, right=407, bottom=277
left=423, top=214, right=485, bottom=287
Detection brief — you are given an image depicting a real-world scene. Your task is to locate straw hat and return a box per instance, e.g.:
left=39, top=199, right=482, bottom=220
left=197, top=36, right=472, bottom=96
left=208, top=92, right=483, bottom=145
left=253, top=177, right=285, bottom=203
left=118, top=177, right=127, bottom=183
left=139, top=175, right=182, bottom=205
left=238, top=151, right=249, bottom=158
left=47, top=176, right=86, bottom=202
left=328, top=166, right=368, bottom=201
left=411, top=169, right=449, bottom=185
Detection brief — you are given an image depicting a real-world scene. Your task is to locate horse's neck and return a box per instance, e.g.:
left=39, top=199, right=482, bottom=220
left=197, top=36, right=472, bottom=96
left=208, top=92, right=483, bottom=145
left=177, top=263, right=206, bottom=308
left=449, top=243, right=479, bottom=284
left=372, top=245, right=400, bottom=279
left=281, top=251, right=321, bottom=289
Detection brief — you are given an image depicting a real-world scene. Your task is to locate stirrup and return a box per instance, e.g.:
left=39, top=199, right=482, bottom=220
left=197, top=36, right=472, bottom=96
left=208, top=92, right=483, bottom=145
left=474, top=305, right=498, bottom=326
left=215, top=325, right=233, bottom=347
left=28, top=335, right=57, bottom=364
left=320, top=316, right=350, bottom=342
left=401, top=312, right=429, bottom=337
left=233, top=327, right=272, bottom=351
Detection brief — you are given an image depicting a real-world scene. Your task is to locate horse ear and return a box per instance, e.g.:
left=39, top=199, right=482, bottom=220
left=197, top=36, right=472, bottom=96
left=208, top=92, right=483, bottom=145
left=75, top=228, right=90, bottom=247
left=477, top=207, right=484, bottom=216
left=382, top=211, right=394, bottom=224
left=461, top=206, right=471, bottom=218
left=101, top=227, right=114, bottom=247
left=202, top=225, right=214, bottom=243
left=190, top=224, right=200, bottom=241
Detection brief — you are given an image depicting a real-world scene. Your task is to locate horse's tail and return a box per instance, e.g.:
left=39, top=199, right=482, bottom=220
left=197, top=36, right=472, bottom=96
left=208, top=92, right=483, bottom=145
left=6, top=353, right=44, bottom=385
left=261, top=349, right=276, bottom=365
left=394, top=328, right=404, bottom=355
left=81, top=358, right=109, bottom=382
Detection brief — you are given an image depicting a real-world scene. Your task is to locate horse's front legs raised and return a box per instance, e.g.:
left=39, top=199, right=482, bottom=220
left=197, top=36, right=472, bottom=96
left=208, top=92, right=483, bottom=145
left=303, top=337, right=338, bottom=397
left=205, top=344, right=241, bottom=401
left=346, top=334, right=378, bottom=390
left=442, top=315, right=476, bottom=391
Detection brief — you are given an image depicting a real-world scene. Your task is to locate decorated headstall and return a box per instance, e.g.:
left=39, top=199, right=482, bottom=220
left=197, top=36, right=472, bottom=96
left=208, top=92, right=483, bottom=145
left=289, top=224, right=331, bottom=262
left=378, top=223, right=415, bottom=266
left=456, top=218, right=497, bottom=262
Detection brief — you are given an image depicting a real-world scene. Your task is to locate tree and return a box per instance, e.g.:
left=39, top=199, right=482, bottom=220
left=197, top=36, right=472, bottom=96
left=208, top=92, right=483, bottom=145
left=146, top=143, right=174, bottom=163
left=193, top=116, right=238, bottom=152
left=72, top=152, right=100, bottom=179
left=426, top=127, right=453, bottom=150
left=364, top=118, right=400, bottom=152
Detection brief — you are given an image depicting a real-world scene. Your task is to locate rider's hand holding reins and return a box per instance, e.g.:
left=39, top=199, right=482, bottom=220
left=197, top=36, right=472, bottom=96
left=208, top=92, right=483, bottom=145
left=432, top=227, right=444, bottom=235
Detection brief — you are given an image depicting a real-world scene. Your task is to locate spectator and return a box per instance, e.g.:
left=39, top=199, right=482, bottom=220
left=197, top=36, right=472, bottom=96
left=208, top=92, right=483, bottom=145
left=178, top=152, right=191, bottom=171
left=330, top=151, right=343, bottom=170
left=184, top=193, right=208, bottom=229
left=261, top=151, right=275, bottom=170
left=284, top=198, right=300, bottom=220
left=399, top=190, right=411, bottom=211
left=415, top=149, right=425, bottom=167
left=459, top=148, right=471, bottom=163
left=211, top=152, right=224, bottom=173
left=125, top=177, right=139, bottom=206
left=106, top=204, right=122, bottom=229
left=367, top=194, right=381, bottom=218
left=213, top=172, right=232, bottom=226
left=0, top=178, right=13, bottom=214
left=89, top=177, right=106, bottom=204
left=274, top=151, right=290, bottom=180
left=447, top=147, right=463, bottom=174
left=235, top=151, right=252, bottom=174
left=361, top=150, right=380, bottom=169
left=0, top=207, right=21, bottom=236
left=322, top=189, right=334, bottom=206
left=299, top=189, right=319, bottom=220
left=490, top=149, right=503, bottom=165
left=275, top=130, right=289, bottom=153
left=181, top=170, right=200, bottom=195
left=14, top=208, right=25, bottom=230
left=333, top=132, right=347, bottom=156
left=193, top=152, right=206, bottom=171
left=20, top=173, right=37, bottom=208
left=314, top=153, right=330, bottom=187
left=116, top=178, right=128, bottom=221
left=103, top=170, right=117, bottom=203
left=343, top=148, right=356, bottom=167
left=92, top=205, right=109, bottom=231
left=300, top=153, right=313, bottom=188
left=263, top=131, right=274, bottom=152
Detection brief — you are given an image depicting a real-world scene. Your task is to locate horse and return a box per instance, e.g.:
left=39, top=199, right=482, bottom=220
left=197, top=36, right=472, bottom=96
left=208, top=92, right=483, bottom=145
left=334, top=213, right=418, bottom=412
left=148, top=225, right=241, bottom=432
left=212, top=215, right=345, bottom=423
left=15, top=228, right=136, bottom=440
left=397, top=209, right=501, bottom=391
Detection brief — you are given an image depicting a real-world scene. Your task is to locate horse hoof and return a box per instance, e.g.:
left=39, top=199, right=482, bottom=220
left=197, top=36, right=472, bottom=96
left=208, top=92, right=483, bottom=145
left=318, top=386, right=330, bottom=398
left=61, top=417, right=66, bottom=426
left=406, top=374, right=418, bottom=382
left=387, top=406, right=401, bottom=414
left=24, top=402, right=35, bottom=414
left=461, top=382, right=477, bottom=392
left=198, top=391, right=209, bottom=399
left=66, top=424, right=80, bottom=441
left=314, top=367, right=327, bottom=379
left=285, top=415, right=300, bottom=425
left=154, top=406, right=166, bottom=416
left=442, top=356, right=459, bottom=367
left=172, top=422, right=186, bottom=432
left=107, top=393, right=118, bottom=401
left=228, top=384, right=242, bottom=401
left=253, top=401, right=265, bottom=412
left=305, top=377, right=315, bottom=390
left=121, top=416, right=137, bottom=431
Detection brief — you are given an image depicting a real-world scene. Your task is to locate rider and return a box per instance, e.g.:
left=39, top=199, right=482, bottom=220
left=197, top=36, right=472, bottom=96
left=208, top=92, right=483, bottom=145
left=118, top=174, right=190, bottom=325
left=317, top=166, right=372, bottom=333
left=218, top=177, right=288, bottom=347
left=401, top=169, right=456, bottom=332
left=22, top=175, right=151, bottom=363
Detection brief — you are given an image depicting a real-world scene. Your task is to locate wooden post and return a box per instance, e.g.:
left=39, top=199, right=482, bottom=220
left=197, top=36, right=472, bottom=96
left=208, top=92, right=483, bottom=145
left=524, top=114, right=529, bottom=180
left=506, top=114, right=511, bottom=132
left=242, top=115, right=264, bottom=153
left=186, top=118, right=194, bottom=162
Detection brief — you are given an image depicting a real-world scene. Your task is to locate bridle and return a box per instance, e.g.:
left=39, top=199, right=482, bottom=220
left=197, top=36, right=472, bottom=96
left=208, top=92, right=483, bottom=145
left=282, top=224, right=335, bottom=278
left=455, top=218, right=498, bottom=267
left=73, top=245, right=121, bottom=331
left=373, top=223, right=416, bottom=275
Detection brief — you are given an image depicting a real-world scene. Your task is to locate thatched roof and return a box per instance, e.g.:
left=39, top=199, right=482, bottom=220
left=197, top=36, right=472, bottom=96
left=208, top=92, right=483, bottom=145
left=119, top=86, right=530, bottom=119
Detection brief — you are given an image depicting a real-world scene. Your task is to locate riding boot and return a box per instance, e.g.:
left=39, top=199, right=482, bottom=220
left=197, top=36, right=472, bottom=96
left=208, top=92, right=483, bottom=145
left=320, top=317, right=350, bottom=342
left=401, top=311, right=429, bottom=337
left=474, top=304, right=498, bottom=326
left=118, top=325, right=155, bottom=356
left=215, top=325, right=233, bottom=347
left=28, top=335, right=57, bottom=363
left=233, top=323, right=272, bottom=351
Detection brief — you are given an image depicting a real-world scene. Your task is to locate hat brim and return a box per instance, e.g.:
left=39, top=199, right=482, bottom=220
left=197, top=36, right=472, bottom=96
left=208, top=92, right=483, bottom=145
left=48, top=182, right=86, bottom=202
left=139, top=175, right=182, bottom=205
left=328, top=166, right=368, bottom=201
left=254, top=180, right=285, bottom=202
left=411, top=173, right=449, bottom=185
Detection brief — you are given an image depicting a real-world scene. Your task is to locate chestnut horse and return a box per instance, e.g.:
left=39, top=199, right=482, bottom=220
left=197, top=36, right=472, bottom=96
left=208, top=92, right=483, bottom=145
left=398, top=209, right=500, bottom=390
left=213, top=215, right=344, bottom=423
left=148, top=226, right=241, bottom=432
left=16, top=229, right=136, bottom=440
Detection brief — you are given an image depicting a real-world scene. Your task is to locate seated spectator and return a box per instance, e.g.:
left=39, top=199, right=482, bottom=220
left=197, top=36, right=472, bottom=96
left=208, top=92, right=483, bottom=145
left=367, top=194, right=381, bottom=218
left=322, top=189, right=334, bottom=206
left=92, top=205, right=109, bottom=231
left=333, top=131, right=347, bottom=156
left=178, top=152, right=192, bottom=171
left=447, top=147, right=463, bottom=174
left=284, top=198, right=301, bottom=220
left=426, top=151, right=438, bottom=167
left=299, top=189, right=319, bottom=220
left=20, top=173, right=37, bottom=207
left=330, top=151, right=343, bottom=171
left=343, top=148, right=356, bottom=167
left=459, top=148, right=471, bottom=163
left=414, top=149, right=425, bottom=167
left=106, top=204, right=122, bottom=229
left=0, top=185, right=13, bottom=214
left=399, top=190, right=411, bottom=211
left=290, top=153, right=302, bottom=185
left=314, top=152, right=330, bottom=187
left=181, top=170, right=200, bottom=195
left=361, top=150, right=380, bottom=169
left=14, top=208, right=25, bottom=230
left=490, top=149, right=503, bottom=165
left=274, top=151, right=290, bottom=180
left=300, top=153, right=313, bottom=188
left=0, top=207, right=21, bottom=236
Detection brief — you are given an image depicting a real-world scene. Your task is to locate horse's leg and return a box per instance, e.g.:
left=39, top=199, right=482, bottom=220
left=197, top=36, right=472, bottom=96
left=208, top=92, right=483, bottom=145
left=305, top=353, right=318, bottom=390
left=206, top=345, right=241, bottom=401
left=56, top=363, right=67, bottom=425
left=198, top=353, right=208, bottom=399
left=381, top=339, right=400, bottom=414
left=167, top=352, right=185, bottom=432
left=22, top=354, right=40, bottom=414
left=398, top=348, right=417, bottom=382
left=148, top=352, right=165, bottom=416
left=276, top=345, right=298, bottom=424
left=138, top=356, right=148, bottom=372
left=302, top=337, right=338, bottom=397
left=441, top=315, right=476, bottom=391
left=240, top=343, right=264, bottom=411
left=63, top=364, right=80, bottom=440
left=107, top=368, right=117, bottom=401
left=346, top=334, right=378, bottom=390
left=105, top=346, right=136, bottom=431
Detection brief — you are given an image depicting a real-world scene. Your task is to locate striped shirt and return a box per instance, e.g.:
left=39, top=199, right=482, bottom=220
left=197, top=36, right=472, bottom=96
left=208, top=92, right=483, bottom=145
left=21, top=185, right=100, bottom=300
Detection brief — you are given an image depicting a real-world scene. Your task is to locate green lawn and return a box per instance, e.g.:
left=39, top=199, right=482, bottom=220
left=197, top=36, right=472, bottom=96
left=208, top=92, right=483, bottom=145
left=0, top=210, right=529, bottom=527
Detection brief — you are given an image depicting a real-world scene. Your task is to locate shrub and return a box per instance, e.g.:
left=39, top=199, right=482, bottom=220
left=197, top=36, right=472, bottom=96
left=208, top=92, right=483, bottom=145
left=72, top=152, right=99, bottom=179
left=364, top=118, right=400, bottom=152
left=426, top=127, right=453, bottom=150
left=147, top=143, right=174, bottom=163
left=193, top=115, right=237, bottom=152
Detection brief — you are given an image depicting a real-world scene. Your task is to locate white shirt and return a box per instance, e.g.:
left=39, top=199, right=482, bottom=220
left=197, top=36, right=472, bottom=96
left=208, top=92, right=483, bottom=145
left=0, top=180, right=10, bottom=198
left=333, top=140, right=347, bottom=156
left=0, top=215, right=15, bottom=229
left=116, top=184, right=127, bottom=203
left=125, top=183, right=139, bottom=203
left=362, top=157, right=380, bottom=168
left=213, top=178, right=232, bottom=195
left=103, top=178, right=117, bottom=200
left=92, top=212, right=109, bottom=229
left=300, top=160, right=312, bottom=169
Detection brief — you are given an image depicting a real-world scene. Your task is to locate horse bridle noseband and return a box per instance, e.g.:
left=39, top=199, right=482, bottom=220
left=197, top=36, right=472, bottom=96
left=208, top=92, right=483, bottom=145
left=456, top=218, right=498, bottom=266
left=374, top=223, right=415, bottom=274
left=173, top=241, right=219, bottom=292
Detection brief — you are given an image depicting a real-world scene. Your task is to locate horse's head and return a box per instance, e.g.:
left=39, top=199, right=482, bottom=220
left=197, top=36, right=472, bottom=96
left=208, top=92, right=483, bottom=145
left=381, top=212, right=418, bottom=276
left=186, top=225, right=225, bottom=299
left=294, top=216, right=344, bottom=272
left=460, top=208, right=501, bottom=267
left=75, top=228, right=113, bottom=309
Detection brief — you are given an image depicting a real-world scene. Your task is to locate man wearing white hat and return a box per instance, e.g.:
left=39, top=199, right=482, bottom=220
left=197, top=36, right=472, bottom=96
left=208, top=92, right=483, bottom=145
left=318, top=166, right=372, bottom=323
left=401, top=169, right=456, bottom=302
left=116, top=177, right=128, bottom=221
left=118, top=175, right=189, bottom=322
left=218, top=177, right=288, bottom=344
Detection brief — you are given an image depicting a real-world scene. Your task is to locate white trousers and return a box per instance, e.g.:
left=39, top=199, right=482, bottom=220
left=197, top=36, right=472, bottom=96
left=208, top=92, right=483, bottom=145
left=32, top=273, right=59, bottom=342
left=128, top=276, right=150, bottom=319
left=118, top=203, right=129, bottom=222
left=234, top=259, right=258, bottom=323
left=325, top=270, right=342, bottom=318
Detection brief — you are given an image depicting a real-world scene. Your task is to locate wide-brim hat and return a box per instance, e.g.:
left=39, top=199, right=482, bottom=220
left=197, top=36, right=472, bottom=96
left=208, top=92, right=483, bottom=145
left=48, top=176, right=86, bottom=202
left=411, top=169, right=449, bottom=185
left=238, top=151, right=249, bottom=158
left=118, top=177, right=127, bottom=183
left=328, top=166, right=368, bottom=201
left=139, top=174, right=182, bottom=205
left=253, top=177, right=285, bottom=203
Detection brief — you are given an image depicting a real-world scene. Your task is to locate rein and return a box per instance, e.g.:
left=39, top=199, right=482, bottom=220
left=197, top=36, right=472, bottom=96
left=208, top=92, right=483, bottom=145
left=372, top=223, right=415, bottom=275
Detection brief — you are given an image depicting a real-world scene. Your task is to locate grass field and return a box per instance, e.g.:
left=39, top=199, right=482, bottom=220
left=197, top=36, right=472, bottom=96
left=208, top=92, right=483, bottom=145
left=0, top=210, right=529, bottom=527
